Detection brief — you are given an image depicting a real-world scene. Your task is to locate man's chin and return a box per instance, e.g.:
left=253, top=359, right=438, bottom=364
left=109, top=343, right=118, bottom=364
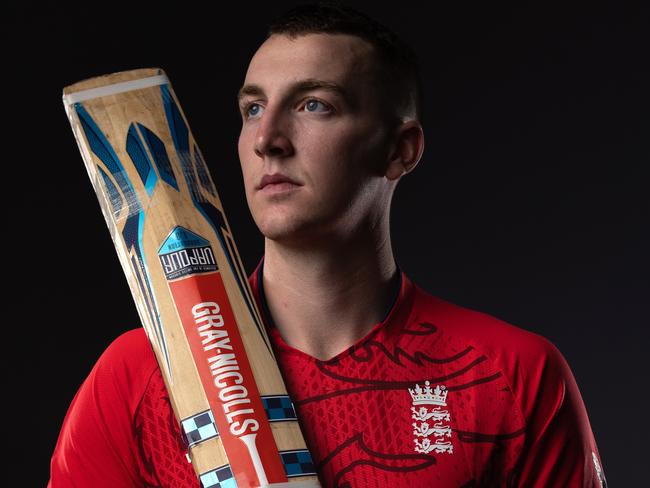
left=258, top=220, right=328, bottom=248
left=260, top=227, right=307, bottom=246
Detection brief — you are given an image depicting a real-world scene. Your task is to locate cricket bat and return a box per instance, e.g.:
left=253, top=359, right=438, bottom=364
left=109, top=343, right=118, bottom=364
left=62, top=68, right=319, bottom=488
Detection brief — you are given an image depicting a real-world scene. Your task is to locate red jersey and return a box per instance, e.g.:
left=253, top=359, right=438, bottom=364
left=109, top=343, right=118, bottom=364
left=48, top=265, right=607, bottom=487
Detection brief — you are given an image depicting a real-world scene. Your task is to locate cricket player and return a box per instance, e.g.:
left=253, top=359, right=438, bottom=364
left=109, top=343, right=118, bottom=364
left=49, top=3, right=607, bottom=486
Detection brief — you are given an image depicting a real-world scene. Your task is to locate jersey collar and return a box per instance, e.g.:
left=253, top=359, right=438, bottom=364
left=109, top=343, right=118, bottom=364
left=248, top=256, right=416, bottom=362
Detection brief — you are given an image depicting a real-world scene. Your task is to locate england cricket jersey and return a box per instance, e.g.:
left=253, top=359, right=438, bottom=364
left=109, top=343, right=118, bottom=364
left=250, top=264, right=606, bottom=487
left=48, top=262, right=607, bottom=487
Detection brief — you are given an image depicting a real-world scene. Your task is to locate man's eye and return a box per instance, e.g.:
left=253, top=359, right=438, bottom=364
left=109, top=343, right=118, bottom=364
left=245, top=103, right=264, bottom=118
left=303, top=99, right=331, bottom=113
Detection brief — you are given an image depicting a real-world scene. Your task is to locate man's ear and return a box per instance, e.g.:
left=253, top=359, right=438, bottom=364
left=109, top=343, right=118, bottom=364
left=385, top=120, right=425, bottom=181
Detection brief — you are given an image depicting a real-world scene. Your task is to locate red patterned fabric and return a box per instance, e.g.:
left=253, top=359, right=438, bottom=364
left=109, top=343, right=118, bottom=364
left=135, top=368, right=198, bottom=487
left=48, top=266, right=606, bottom=487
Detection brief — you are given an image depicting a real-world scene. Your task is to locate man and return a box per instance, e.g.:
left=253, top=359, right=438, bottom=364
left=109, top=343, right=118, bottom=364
left=49, top=3, right=607, bottom=487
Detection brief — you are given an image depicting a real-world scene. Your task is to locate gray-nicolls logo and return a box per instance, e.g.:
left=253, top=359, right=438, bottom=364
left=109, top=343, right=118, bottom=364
left=409, top=381, right=453, bottom=454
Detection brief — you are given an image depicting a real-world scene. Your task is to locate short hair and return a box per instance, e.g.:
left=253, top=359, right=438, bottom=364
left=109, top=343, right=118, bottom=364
left=267, top=1, right=423, bottom=124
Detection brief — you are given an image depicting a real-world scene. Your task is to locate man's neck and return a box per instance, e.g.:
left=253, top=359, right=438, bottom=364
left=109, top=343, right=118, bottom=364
left=261, top=228, right=399, bottom=361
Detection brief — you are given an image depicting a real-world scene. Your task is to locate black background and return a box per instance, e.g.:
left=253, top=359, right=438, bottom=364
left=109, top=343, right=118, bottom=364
left=4, top=1, right=648, bottom=486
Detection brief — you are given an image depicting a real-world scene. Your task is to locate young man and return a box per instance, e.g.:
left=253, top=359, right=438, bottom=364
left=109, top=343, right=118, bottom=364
left=49, top=3, right=607, bottom=487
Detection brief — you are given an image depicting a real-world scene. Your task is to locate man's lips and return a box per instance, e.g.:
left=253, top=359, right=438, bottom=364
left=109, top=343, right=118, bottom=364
left=257, top=173, right=302, bottom=190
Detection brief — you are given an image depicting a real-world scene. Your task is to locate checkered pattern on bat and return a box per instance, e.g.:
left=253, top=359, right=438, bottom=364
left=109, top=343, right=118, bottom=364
left=181, top=410, right=219, bottom=447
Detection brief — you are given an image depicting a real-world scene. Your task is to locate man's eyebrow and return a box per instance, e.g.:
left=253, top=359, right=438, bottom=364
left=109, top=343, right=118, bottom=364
left=237, top=79, right=348, bottom=104
left=237, top=84, right=264, bottom=103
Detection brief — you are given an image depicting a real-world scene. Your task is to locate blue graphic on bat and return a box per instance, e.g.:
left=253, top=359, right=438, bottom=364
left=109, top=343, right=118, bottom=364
left=126, top=123, right=158, bottom=196
left=75, top=103, right=172, bottom=377
left=193, top=143, right=216, bottom=197
left=98, top=166, right=123, bottom=214
left=127, top=122, right=180, bottom=196
left=139, top=122, right=180, bottom=191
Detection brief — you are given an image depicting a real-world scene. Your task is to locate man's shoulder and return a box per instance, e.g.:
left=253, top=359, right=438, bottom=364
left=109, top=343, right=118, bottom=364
left=49, top=329, right=172, bottom=485
left=91, top=328, right=159, bottom=404
left=99, top=327, right=156, bottom=368
left=407, top=281, right=572, bottom=405
left=410, top=282, right=560, bottom=361
left=405, top=283, right=603, bottom=485
left=407, top=281, right=578, bottom=424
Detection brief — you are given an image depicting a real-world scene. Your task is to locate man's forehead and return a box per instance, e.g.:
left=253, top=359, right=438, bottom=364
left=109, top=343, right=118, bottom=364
left=243, top=33, right=377, bottom=87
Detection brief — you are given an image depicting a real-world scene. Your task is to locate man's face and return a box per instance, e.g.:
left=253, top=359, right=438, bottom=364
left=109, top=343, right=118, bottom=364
left=237, top=33, right=394, bottom=245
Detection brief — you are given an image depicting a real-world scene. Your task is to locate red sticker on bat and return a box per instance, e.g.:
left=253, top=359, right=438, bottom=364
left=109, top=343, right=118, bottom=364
left=169, top=271, right=287, bottom=486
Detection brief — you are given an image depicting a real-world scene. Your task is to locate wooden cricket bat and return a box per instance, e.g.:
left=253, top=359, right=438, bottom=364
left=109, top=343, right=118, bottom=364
left=62, top=68, right=319, bottom=488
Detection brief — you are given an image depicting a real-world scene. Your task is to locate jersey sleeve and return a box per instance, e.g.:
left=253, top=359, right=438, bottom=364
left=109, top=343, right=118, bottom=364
left=48, top=329, right=157, bottom=488
left=513, top=337, right=607, bottom=487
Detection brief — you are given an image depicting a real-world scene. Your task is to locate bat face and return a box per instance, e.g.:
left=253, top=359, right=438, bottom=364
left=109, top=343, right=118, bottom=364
left=63, top=69, right=319, bottom=487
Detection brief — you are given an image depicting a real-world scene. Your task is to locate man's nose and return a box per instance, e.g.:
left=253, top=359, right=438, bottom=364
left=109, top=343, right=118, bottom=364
left=253, top=106, right=294, bottom=158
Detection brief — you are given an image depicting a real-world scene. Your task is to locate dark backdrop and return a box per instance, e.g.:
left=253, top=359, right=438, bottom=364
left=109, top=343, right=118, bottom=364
left=4, top=1, right=647, bottom=486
